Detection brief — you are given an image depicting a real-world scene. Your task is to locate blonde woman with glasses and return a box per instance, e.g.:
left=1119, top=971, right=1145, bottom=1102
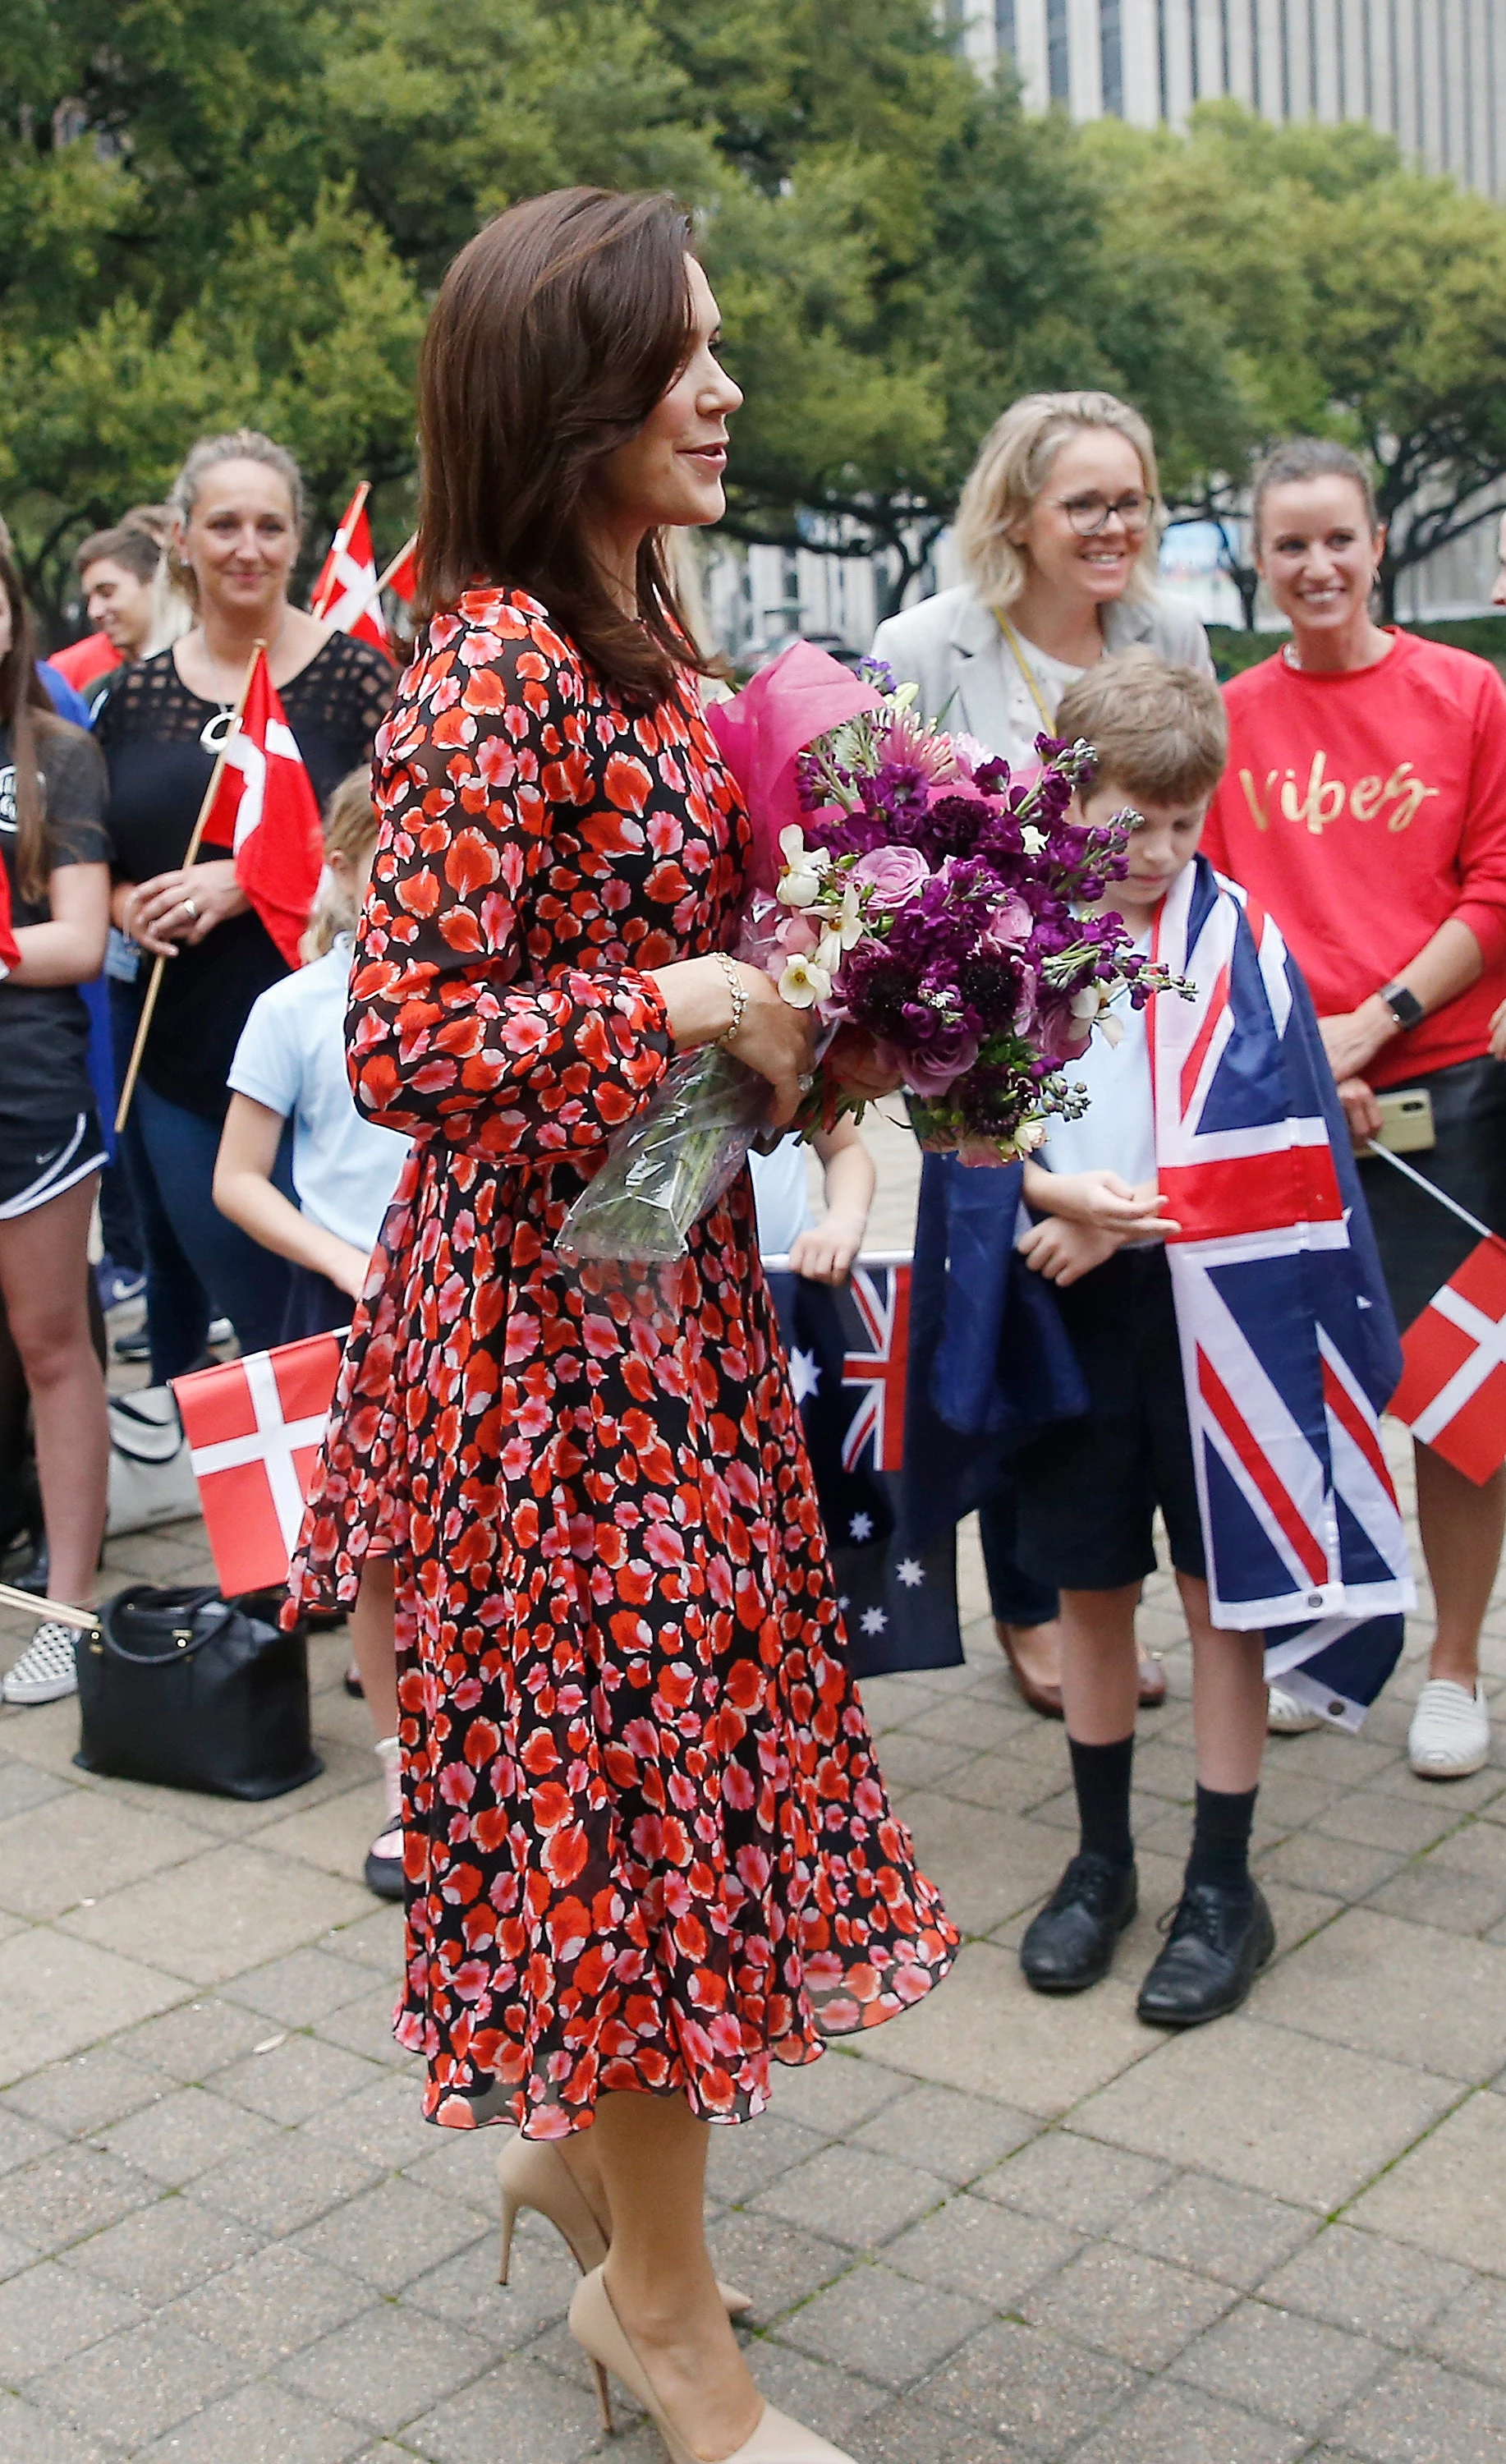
left=875, top=391, right=1211, bottom=1721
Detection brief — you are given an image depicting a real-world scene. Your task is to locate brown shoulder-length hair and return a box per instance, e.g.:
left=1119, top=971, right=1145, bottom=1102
left=0, top=541, right=67, bottom=903
left=416, top=186, right=709, bottom=705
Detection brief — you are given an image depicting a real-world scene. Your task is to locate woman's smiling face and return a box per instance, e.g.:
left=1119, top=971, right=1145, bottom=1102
left=1256, top=473, right=1383, bottom=641
left=1012, top=425, right=1151, bottom=609
left=594, top=257, right=743, bottom=536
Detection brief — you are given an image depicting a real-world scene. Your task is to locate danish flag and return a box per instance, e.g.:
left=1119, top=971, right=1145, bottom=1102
left=841, top=1263, right=911, bottom=1472
left=383, top=536, right=418, bottom=605
left=1390, top=1238, right=1506, bottom=1485
left=1146, top=857, right=1412, bottom=1722
left=173, top=1333, right=344, bottom=1596
left=199, top=649, right=324, bottom=967
left=310, top=483, right=393, bottom=655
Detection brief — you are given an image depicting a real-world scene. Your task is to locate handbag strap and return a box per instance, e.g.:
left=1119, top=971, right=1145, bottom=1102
left=102, top=1586, right=233, bottom=1662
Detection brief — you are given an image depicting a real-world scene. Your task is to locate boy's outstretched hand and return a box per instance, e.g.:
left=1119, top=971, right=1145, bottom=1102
left=1022, top=1164, right=1178, bottom=1242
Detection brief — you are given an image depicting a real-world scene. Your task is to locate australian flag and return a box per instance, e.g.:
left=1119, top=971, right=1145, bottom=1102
left=1147, top=856, right=1414, bottom=1726
left=764, top=1255, right=964, bottom=1680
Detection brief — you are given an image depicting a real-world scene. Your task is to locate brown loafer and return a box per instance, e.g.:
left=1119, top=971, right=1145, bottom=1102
left=1137, top=1653, right=1167, bottom=1708
left=995, top=1620, right=1063, bottom=1718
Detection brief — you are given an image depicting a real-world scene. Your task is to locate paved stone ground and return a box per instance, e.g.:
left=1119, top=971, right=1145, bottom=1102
left=4, top=1111, right=1506, bottom=2461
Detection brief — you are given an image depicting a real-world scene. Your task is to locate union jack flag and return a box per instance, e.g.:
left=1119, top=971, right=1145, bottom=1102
left=1148, top=857, right=1413, bottom=1725
left=841, top=1263, right=911, bottom=1473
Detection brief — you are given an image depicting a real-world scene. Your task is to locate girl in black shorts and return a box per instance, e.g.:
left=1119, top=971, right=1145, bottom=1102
left=0, top=541, right=113, bottom=1706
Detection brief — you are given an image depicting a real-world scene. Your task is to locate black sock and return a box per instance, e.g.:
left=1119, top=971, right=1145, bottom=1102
left=1068, top=1734, right=1135, bottom=1869
left=1184, top=1782, right=1257, bottom=1898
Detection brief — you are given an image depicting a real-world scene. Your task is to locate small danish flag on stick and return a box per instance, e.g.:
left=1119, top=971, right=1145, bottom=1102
left=310, top=483, right=393, bottom=656
left=173, top=1332, right=345, bottom=1595
left=199, top=648, right=325, bottom=968
left=1390, top=1237, right=1506, bottom=1485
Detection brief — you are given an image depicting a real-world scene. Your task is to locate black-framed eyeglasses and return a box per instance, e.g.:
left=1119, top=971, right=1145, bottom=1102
left=1053, top=491, right=1154, bottom=537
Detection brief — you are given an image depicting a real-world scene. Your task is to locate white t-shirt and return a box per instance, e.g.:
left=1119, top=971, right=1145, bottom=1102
left=748, top=1139, right=815, bottom=1258
left=991, top=632, right=1087, bottom=770
left=1038, top=928, right=1157, bottom=1199
left=227, top=940, right=411, bottom=1253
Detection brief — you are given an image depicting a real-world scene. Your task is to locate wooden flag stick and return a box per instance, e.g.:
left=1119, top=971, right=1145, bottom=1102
left=114, top=641, right=264, bottom=1136
left=310, top=480, right=370, bottom=622
left=0, top=1584, right=100, bottom=1633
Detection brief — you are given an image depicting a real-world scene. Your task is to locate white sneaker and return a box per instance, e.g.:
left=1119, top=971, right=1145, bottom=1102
left=2, top=1621, right=80, bottom=1705
left=1267, top=1684, right=1323, bottom=1735
left=1408, top=1679, right=1491, bottom=1780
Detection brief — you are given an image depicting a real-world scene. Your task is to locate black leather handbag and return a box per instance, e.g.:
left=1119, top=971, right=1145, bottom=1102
left=74, top=1584, right=323, bottom=1800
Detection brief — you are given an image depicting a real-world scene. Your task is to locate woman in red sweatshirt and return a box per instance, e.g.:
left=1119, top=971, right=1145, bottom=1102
left=1203, top=438, right=1506, bottom=1784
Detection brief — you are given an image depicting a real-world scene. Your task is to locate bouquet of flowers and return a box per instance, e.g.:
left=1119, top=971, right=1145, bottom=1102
left=558, top=645, right=1187, bottom=1265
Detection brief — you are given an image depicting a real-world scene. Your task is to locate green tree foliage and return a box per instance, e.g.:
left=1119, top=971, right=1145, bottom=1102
left=3, top=11, right=1506, bottom=638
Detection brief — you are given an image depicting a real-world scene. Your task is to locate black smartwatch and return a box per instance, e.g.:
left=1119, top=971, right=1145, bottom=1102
left=1378, top=979, right=1426, bottom=1032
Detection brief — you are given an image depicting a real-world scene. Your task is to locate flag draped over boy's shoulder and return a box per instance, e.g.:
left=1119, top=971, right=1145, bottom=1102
left=1148, top=854, right=1413, bottom=1726
left=764, top=1254, right=963, bottom=1679
left=199, top=649, right=324, bottom=968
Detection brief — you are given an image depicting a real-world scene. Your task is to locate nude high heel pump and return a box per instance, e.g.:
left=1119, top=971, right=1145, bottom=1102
left=569, top=2264, right=858, bottom=2464
left=495, top=2138, right=751, bottom=2318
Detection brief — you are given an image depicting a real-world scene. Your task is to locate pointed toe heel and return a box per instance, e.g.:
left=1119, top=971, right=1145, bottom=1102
left=495, top=2135, right=751, bottom=2316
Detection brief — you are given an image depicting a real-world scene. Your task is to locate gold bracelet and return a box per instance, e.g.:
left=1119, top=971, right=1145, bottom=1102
left=713, top=951, right=747, bottom=1046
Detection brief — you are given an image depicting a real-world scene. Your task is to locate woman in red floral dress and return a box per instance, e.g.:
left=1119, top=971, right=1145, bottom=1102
left=289, top=188, right=954, bottom=2463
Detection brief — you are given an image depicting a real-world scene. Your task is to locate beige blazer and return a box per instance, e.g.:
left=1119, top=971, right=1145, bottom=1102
left=870, top=585, right=1214, bottom=746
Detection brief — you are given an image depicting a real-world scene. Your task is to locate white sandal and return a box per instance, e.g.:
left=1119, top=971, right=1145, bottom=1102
left=1408, top=1679, right=1490, bottom=1780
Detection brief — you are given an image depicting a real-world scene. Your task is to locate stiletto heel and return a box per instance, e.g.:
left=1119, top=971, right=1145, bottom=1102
left=589, top=2353, right=614, bottom=2435
left=568, top=2265, right=857, bottom=2464
left=494, top=2136, right=751, bottom=2317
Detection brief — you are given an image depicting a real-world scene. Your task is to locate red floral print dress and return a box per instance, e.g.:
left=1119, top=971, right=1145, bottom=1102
left=288, top=587, right=956, bottom=2135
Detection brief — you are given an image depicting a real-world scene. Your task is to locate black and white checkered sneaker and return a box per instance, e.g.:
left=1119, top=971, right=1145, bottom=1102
left=2, top=1621, right=80, bottom=1705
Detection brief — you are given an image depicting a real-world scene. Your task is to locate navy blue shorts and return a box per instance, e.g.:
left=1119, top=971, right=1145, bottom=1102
left=1012, top=1245, right=1205, bottom=1592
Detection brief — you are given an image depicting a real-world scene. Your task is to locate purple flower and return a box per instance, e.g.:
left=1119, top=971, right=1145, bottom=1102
left=852, top=844, right=931, bottom=907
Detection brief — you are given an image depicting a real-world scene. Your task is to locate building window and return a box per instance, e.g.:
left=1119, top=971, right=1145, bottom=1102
left=1101, top=0, right=1124, bottom=109
left=1280, top=0, right=1292, bottom=117
left=1158, top=0, right=1171, bottom=117
left=1047, top=0, right=1070, bottom=100
left=1188, top=0, right=1201, bottom=96
left=942, top=0, right=967, bottom=50
left=1219, top=0, right=1232, bottom=88
left=995, top=0, right=1017, bottom=58
left=1307, top=0, right=1319, bottom=113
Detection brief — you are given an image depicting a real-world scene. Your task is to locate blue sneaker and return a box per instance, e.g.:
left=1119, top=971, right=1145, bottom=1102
left=96, top=1259, right=146, bottom=1312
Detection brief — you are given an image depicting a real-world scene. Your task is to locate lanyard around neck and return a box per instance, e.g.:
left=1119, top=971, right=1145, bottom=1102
left=993, top=610, right=1057, bottom=734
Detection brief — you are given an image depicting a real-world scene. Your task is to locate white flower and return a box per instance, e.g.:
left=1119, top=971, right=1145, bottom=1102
left=1096, top=1010, right=1126, bottom=1046
left=1071, top=986, right=1104, bottom=1021
left=1012, top=1117, right=1049, bottom=1154
left=778, top=823, right=829, bottom=871
left=1021, top=825, right=1047, bottom=855
left=778, top=953, right=833, bottom=1008
left=777, top=869, right=824, bottom=909
left=815, top=930, right=844, bottom=978
left=829, top=880, right=865, bottom=948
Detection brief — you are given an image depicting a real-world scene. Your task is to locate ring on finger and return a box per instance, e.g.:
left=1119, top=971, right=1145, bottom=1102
left=797, top=1072, right=815, bottom=1094
left=181, top=896, right=199, bottom=922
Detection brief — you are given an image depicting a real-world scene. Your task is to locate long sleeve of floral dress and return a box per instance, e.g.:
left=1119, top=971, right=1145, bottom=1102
left=348, top=595, right=682, bottom=1161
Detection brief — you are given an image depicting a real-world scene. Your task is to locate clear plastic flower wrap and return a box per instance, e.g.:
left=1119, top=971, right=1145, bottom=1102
left=557, top=1042, right=773, bottom=1265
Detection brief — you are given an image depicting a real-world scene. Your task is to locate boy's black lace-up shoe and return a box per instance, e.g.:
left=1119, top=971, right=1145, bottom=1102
left=1136, top=1882, right=1275, bottom=2027
left=1020, top=1852, right=1137, bottom=1993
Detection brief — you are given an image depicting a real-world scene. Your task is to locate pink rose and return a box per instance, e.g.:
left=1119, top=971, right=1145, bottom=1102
left=852, top=844, right=931, bottom=907
left=980, top=894, right=1033, bottom=953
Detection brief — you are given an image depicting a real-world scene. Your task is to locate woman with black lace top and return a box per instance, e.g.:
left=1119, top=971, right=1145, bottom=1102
left=96, top=431, right=394, bottom=1380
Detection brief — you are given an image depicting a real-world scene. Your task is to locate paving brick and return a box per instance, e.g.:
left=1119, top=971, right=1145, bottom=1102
left=280, top=2305, right=494, bottom=2436
left=750, top=2141, right=947, bottom=2248
left=0, top=1930, right=186, bottom=2085
left=402, top=2213, right=573, bottom=2345
left=311, top=1988, right=412, bottom=2071
left=1314, top=1791, right=1466, bottom=1855
left=777, top=2261, right=988, bottom=2388
left=1367, top=1860, right=1506, bottom=1936
left=723, top=2337, right=883, bottom=2445
left=923, top=2316, right=1140, bottom=2459
left=68, top=2191, right=261, bottom=2305
left=301, top=2066, right=445, bottom=2172
left=321, top=1905, right=406, bottom=1974
left=94, top=2083, right=281, bottom=2188
left=398, top=2131, right=502, bottom=2218
left=0, top=2260, right=141, bottom=2376
left=1109, top=2170, right=1316, bottom=2288
left=979, top=2129, right=1170, bottom=2232
left=169, top=2242, right=374, bottom=2366
left=401, top=2351, right=606, bottom=2464
left=24, top=2315, right=246, bottom=2448
left=1421, top=2273, right=1506, bottom=2387
left=0, top=1789, right=207, bottom=1923
left=0, top=2392, right=108, bottom=2462
left=0, top=2227, right=41, bottom=2282
left=885, top=2192, right=1081, bottom=2309
left=853, top=1938, right=1155, bottom=2117
left=852, top=2398, right=1028, bottom=2464
left=1067, top=2376, right=1307, bottom=2462
left=847, top=2083, right=1038, bottom=2184
left=3, top=2048, right=173, bottom=2140
left=764, top=2049, right=905, bottom=2138
left=116, top=1997, right=272, bottom=2082
left=0, top=1756, right=71, bottom=1822
left=192, top=2130, right=382, bottom=2235
left=216, top=2032, right=387, bottom=2126
left=1021, top=2241, right=1233, bottom=2369
left=290, top=2175, right=488, bottom=2295
left=1172, top=2296, right=1392, bottom=2430
left=135, top=2378, right=369, bottom=2463
left=1259, top=2224, right=1472, bottom=2345
left=1256, top=1908, right=1506, bottom=2081
left=1256, top=1829, right=1406, bottom=1900
left=2, top=2144, right=157, bottom=2255
left=57, top=1845, right=371, bottom=1987
left=1345, top=2094, right=1506, bottom=2273
left=1072, top=2015, right=1458, bottom=2209
left=704, top=2210, right=851, bottom=2326
left=1329, top=2354, right=1506, bottom=2462
left=224, top=1947, right=378, bottom=2027
left=705, top=2112, right=827, bottom=2206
